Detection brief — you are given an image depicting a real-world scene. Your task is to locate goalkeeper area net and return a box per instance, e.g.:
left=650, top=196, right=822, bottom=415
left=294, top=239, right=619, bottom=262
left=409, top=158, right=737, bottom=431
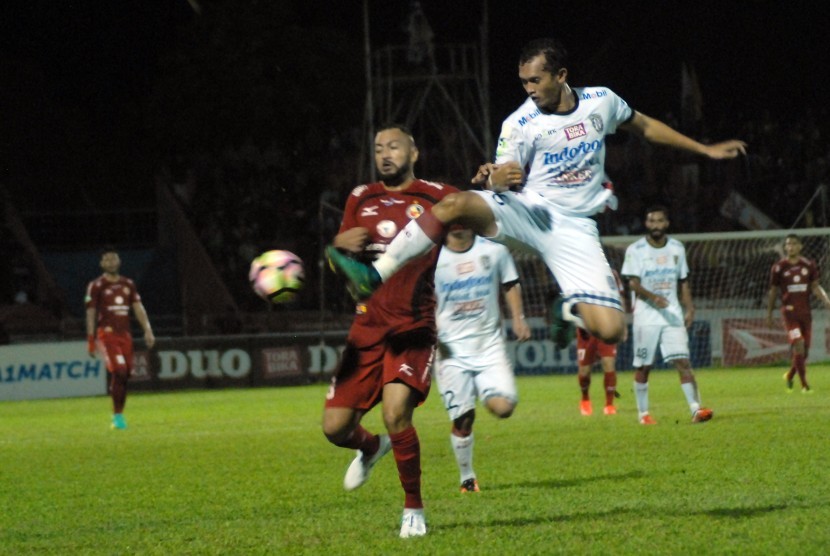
left=509, top=228, right=830, bottom=370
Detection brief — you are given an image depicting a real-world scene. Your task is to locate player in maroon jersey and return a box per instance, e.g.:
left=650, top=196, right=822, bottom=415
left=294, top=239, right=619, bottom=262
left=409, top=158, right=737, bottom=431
left=766, top=234, right=830, bottom=393
left=85, top=246, right=155, bottom=429
left=576, top=269, right=626, bottom=416
left=323, top=124, right=458, bottom=538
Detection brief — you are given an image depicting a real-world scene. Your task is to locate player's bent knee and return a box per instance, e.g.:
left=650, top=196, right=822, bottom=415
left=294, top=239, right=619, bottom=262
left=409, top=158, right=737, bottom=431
left=485, top=397, right=516, bottom=418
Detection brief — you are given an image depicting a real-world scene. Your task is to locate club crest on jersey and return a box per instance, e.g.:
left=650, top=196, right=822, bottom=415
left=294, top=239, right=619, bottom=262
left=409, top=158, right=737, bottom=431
left=480, top=255, right=491, bottom=270
left=589, top=114, right=604, bottom=132
left=407, top=203, right=424, bottom=219
left=376, top=220, right=397, bottom=238
left=564, top=123, right=587, bottom=140
left=802, top=268, right=809, bottom=276
left=793, top=275, right=801, bottom=283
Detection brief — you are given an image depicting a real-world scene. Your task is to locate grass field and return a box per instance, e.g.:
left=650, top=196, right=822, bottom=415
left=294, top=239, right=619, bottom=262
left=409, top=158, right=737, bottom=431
left=2, top=366, right=829, bottom=555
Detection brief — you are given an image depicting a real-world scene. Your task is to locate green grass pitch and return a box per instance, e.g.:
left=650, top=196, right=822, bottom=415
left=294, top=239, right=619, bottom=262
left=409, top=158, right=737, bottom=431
left=2, top=366, right=829, bottom=554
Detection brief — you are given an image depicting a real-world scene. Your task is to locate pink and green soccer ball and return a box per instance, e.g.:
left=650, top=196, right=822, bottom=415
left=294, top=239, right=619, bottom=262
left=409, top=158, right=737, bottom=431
left=249, top=250, right=305, bottom=303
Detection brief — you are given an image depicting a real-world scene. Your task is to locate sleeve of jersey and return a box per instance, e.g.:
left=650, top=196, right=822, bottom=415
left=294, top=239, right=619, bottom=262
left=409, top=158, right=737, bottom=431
left=494, top=121, right=528, bottom=165
left=338, top=190, right=361, bottom=233
left=607, top=89, right=634, bottom=131
left=679, top=246, right=690, bottom=280
left=84, top=281, right=97, bottom=309
left=500, top=247, right=520, bottom=284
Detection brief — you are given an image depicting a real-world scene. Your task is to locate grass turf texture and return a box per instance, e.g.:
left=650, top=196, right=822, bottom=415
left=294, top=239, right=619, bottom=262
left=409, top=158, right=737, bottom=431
left=1, top=366, right=828, bottom=555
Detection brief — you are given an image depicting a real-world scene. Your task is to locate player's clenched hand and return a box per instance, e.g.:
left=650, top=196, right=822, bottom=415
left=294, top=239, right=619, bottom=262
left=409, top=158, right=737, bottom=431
left=333, top=227, right=369, bottom=253
left=703, top=140, right=747, bottom=160
left=488, top=161, right=525, bottom=191
left=471, top=162, right=497, bottom=185
left=144, top=330, right=156, bottom=350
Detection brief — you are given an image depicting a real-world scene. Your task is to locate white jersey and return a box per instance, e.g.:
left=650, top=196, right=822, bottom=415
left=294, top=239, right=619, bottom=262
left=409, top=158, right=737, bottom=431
left=495, top=87, right=633, bottom=217
left=621, top=237, right=689, bottom=327
left=434, top=236, right=519, bottom=357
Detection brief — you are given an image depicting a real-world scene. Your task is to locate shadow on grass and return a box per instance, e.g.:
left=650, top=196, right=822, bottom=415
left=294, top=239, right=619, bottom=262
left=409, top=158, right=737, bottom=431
left=492, top=469, right=647, bottom=490
left=437, top=499, right=816, bottom=532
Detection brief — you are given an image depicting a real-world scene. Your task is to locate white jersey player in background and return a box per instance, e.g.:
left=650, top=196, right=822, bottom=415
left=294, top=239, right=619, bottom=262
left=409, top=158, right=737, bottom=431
left=433, top=227, right=530, bottom=493
left=326, top=37, right=746, bottom=349
left=621, top=205, right=713, bottom=425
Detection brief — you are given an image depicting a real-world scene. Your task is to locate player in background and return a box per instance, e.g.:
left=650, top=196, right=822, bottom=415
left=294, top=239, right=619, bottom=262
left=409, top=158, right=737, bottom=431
left=433, top=226, right=530, bottom=493
left=576, top=269, right=626, bottom=416
left=85, top=246, right=155, bottom=430
left=323, top=124, right=458, bottom=538
left=621, top=206, right=713, bottom=425
left=326, top=37, right=746, bottom=349
left=765, top=234, right=830, bottom=393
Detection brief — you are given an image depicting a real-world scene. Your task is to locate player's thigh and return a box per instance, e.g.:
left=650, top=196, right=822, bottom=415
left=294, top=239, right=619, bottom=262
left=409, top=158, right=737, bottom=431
left=547, top=215, right=621, bottom=311
left=325, top=342, right=385, bottom=411
left=101, top=337, right=130, bottom=373
left=632, top=325, right=662, bottom=367
left=469, top=189, right=554, bottom=249
left=384, top=328, right=436, bottom=405
left=659, top=326, right=690, bottom=362
left=434, top=356, right=478, bottom=421
left=471, top=346, right=518, bottom=406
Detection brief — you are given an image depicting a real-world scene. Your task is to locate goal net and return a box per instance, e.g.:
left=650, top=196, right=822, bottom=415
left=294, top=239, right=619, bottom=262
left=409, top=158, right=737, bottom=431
left=508, top=228, right=830, bottom=372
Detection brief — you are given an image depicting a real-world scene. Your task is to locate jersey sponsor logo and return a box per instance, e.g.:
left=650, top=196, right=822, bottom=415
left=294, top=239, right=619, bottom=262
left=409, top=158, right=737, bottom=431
left=376, top=220, right=397, bottom=238
left=407, top=203, right=424, bottom=219
left=542, top=139, right=603, bottom=165
left=786, top=283, right=808, bottom=292
left=380, top=198, right=405, bottom=206
left=534, top=129, right=557, bottom=140
left=564, top=123, right=587, bottom=140
left=361, top=205, right=379, bottom=217
left=456, top=261, right=474, bottom=275
left=589, top=114, right=604, bottom=132
left=552, top=168, right=593, bottom=186
left=517, top=108, right=541, bottom=127
left=580, top=90, right=608, bottom=100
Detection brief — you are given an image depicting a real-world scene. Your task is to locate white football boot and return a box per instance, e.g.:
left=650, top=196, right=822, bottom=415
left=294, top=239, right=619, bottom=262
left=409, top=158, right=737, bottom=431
left=399, top=508, right=427, bottom=538
left=343, top=434, right=392, bottom=491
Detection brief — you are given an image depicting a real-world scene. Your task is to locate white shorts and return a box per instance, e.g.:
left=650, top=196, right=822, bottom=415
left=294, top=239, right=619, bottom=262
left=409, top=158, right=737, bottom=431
left=632, top=324, right=690, bottom=367
left=472, top=189, right=622, bottom=311
left=433, top=341, right=517, bottom=421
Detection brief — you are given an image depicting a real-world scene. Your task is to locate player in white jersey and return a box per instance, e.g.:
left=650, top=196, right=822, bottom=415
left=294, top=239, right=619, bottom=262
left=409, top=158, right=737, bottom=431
left=433, top=227, right=530, bottom=493
left=621, top=205, right=713, bottom=425
left=326, top=37, right=746, bottom=348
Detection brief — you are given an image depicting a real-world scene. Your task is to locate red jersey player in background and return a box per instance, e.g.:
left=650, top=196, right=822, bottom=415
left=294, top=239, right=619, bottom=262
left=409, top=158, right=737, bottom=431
left=576, top=268, right=626, bottom=416
left=323, top=124, right=458, bottom=538
left=766, top=234, right=830, bottom=393
left=85, top=246, right=155, bottom=429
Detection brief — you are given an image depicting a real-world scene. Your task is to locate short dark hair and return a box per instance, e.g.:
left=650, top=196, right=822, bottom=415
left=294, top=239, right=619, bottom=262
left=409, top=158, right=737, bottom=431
left=377, top=123, right=414, bottom=137
left=100, top=244, right=118, bottom=257
left=519, top=38, right=569, bottom=74
left=645, top=204, right=669, bottom=219
left=785, top=233, right=801, bottom=243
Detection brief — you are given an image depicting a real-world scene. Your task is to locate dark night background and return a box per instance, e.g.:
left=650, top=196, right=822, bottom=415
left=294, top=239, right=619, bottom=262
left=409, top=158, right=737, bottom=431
left=2, top=0, right=829, bottom=332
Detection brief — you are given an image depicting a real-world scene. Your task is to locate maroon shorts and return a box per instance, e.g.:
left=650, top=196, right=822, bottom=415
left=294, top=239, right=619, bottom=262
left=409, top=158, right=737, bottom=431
left=782, top=312, right=812, bottom=350
left=325, top=328, right=435, bottom=411
left=576, top=328, right=616, bottom=366
left=96, top=331, right=134, bottom=374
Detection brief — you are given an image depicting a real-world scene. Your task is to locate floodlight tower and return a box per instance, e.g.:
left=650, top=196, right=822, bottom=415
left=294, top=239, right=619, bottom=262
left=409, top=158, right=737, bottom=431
left=359, top=2, right=492, bottom=185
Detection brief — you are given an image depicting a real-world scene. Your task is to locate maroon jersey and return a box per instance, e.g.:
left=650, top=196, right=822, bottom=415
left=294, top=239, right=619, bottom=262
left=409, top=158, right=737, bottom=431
left=769, top=256, right=818, bottom=318
left=339, top=179, right=458, bottom=347
left=85, top=275, right=141, bottom=334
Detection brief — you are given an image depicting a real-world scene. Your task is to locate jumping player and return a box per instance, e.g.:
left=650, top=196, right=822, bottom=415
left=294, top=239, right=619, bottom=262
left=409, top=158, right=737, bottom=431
left=326, top=37, right=746, bottom=348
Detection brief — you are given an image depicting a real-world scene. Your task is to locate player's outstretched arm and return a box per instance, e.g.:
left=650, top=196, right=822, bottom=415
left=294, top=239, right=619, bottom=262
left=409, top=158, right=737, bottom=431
left=622, top=111, right=747, bottom=159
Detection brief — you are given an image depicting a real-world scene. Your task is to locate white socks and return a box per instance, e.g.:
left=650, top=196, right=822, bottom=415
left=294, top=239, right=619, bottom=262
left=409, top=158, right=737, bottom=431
left=634, top=381, right=649, bottom=418
left=373, top=219, right=438, bottom=281
left=681, top=382, right=701, bottom=414
left=451, top=432, right=475, bottom=482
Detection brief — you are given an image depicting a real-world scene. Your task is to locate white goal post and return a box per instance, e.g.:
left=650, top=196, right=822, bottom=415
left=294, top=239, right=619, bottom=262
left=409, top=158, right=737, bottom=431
left=509, top=228, right=830, bottom=369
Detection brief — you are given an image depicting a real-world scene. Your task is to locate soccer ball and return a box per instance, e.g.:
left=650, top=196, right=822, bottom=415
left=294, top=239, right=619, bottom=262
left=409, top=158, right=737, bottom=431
left=249, top=250, right=305, bottom=303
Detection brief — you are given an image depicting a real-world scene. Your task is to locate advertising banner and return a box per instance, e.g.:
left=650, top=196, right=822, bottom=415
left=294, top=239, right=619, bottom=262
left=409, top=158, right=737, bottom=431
left=0, top=341, right=107, bottom=401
